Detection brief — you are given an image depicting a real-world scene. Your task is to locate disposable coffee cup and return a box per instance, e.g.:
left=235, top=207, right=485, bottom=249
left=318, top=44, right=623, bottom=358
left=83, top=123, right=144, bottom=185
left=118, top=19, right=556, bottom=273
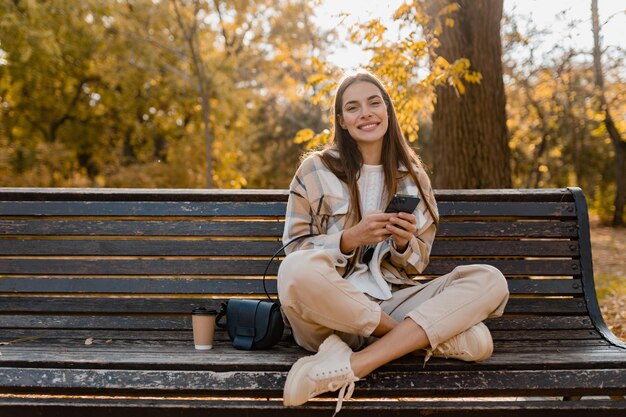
left=192, top=307, right=217, bottom=350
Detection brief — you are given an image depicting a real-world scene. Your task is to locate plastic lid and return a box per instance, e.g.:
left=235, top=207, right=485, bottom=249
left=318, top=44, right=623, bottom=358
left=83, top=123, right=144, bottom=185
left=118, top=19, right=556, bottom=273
left=192, top=307, right=217, bottom=315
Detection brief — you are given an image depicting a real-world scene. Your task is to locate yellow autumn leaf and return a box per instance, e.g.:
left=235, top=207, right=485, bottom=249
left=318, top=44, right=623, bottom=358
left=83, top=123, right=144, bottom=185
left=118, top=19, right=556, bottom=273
left=393, top=3, right=411, bottom=19
left=294, top=128, right=315, bottom=144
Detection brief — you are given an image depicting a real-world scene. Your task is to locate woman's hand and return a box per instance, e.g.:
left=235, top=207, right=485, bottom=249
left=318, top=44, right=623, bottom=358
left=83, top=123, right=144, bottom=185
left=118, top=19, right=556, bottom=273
left=340, top=211, right=393, bottom=254
left=386, top=211, right=417, bottom=252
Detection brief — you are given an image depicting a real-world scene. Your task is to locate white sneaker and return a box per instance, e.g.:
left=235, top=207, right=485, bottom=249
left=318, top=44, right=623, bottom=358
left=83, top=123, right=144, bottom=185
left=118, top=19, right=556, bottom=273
left=424, top=322, right=494, bottom=363
left=283, top=334, right=359, bottom=415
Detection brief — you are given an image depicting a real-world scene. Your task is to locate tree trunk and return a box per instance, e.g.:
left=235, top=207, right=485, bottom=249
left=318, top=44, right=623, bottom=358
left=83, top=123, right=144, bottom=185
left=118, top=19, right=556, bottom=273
left=173, top=0, right=215, bottom=188
left=200, top=89, right=214, bottom=188
left=591, top=0, right=625, bottom=226
left=431, top=0, right=511, bottom=189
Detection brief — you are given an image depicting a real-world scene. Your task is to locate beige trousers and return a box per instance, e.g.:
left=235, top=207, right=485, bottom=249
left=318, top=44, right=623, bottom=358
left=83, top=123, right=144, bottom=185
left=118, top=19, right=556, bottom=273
left=277, top=249, right=509, bottom=354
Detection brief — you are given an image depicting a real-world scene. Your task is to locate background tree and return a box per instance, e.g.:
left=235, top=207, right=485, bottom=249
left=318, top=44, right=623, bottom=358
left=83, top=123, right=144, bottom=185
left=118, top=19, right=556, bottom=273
left=591, top=0, right=625, bottom=226
left=427, top=0, right=511, bottom=188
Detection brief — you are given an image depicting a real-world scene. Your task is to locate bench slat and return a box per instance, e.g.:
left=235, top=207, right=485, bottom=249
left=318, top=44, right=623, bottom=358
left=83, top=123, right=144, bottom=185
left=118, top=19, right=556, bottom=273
left=0, top=278, right=583, bottom=295
left=0, top=202, right=287, bottom=217
left=0, top=220, right=284, bottom=237
left=0, top=316, right=596, bottom=341
left=1, top=398, right=625, bottom=417
left=0, top=298, right=587, bottom=323
left=0, top=277, right=584, bottom=295
left=2, top=341, right=616, bottom=360
left=0, top=220, right=580, bottom=238
left=0, top=187, right=573, bottom=201
left=0, top=239, right=580, bottom=257
left=0, top=258, right=581, bottom=276
left=0, top=201, right=577, bottom=218
left=0, top=367, right=624, bottom=397
left=0, top=239, right=283, bottom=256
left=9, top=399, right=626, bottom=417
left=2, top=342, right=623, bottom=368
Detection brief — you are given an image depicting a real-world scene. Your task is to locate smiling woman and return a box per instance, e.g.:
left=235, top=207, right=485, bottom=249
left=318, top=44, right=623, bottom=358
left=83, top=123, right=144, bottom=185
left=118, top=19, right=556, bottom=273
left=277, top=70, right=509, bottom=413
left=337, top=81, right=390, bottom=164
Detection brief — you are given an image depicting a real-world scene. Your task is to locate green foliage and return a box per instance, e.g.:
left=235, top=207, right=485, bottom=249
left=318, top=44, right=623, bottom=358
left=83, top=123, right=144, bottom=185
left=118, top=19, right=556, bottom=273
left=502, top=10, right=625, bottom=223
left=0, top=0, right=330, bottom=188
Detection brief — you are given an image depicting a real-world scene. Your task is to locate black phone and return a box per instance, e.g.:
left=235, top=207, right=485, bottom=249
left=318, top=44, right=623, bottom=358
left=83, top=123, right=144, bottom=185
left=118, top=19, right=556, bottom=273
left=384, top=194, right=421, bottom=214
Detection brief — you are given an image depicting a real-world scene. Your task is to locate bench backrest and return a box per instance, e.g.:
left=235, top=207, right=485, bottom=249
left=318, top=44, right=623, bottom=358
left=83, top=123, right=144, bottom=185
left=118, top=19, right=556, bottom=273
left=0, top=187, right=618, bottom=347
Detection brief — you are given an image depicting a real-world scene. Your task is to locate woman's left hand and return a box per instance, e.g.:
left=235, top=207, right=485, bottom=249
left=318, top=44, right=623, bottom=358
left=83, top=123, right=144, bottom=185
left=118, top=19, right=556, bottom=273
left=386, top=211, right=417, bottom=252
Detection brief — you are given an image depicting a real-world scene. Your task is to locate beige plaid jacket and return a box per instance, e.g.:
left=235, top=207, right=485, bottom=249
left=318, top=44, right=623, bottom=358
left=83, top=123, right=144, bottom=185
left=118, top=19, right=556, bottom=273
left=282, top=152, right=438, bottom=299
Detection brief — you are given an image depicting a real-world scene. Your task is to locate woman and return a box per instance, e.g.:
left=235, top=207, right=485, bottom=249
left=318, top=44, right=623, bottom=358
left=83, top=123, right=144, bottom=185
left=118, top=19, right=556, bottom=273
left=278, top=70, right=509, bottom=413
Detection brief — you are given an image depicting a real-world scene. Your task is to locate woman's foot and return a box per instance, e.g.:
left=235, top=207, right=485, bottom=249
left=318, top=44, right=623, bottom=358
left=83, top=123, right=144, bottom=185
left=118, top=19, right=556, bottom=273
left=283, top=334, right=359, bottom=413
left=424, top=322, right=494, bottom=363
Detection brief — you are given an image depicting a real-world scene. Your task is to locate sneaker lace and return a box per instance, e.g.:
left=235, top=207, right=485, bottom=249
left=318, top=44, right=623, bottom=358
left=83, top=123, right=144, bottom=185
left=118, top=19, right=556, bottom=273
left=328, top=376, right=358, bottom=416
left=423, top=341, right=463, bottom=367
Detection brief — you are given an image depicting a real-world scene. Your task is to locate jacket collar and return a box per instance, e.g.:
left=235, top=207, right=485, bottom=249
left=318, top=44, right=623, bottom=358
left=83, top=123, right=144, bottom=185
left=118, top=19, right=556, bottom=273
left=326, top=148, right=411, bottom=172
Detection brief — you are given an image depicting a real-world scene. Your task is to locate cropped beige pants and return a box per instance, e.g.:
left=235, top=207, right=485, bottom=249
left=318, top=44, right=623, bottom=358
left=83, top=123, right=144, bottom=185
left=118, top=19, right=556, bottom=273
left=277, top=249, right=509, bottom=354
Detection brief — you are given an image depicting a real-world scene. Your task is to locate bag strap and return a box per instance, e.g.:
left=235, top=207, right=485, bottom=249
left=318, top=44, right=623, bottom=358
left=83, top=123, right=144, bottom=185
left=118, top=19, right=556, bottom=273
left=263, top=233, right=317, bottom=301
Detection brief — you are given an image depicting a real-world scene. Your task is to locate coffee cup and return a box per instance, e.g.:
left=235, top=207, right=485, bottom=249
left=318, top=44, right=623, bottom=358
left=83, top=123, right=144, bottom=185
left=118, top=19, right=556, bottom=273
left=192, top=307, right=217, bottom=350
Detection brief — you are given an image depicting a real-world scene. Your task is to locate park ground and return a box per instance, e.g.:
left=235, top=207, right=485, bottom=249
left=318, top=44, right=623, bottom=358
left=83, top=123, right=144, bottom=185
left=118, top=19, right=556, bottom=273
left=590, top=217, right=626, bottom=342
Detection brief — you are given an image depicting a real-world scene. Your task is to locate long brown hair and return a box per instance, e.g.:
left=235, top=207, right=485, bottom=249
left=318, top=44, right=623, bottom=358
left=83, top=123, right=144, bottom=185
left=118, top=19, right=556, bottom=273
left=318, top=70, right=439, bottom=226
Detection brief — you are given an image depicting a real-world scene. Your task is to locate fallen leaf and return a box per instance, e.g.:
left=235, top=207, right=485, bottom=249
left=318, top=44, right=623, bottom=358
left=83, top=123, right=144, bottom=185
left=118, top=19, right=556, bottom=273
left=85, top=337, right=94, bottom=345
left=105, top=339, right=113, bottom=344
left=0, top=336, right=40, bottom=346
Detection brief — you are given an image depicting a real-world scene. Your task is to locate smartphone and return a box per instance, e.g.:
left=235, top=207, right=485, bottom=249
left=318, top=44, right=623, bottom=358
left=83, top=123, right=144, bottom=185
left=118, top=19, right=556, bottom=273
left=384, top=194, right=421, bottom=214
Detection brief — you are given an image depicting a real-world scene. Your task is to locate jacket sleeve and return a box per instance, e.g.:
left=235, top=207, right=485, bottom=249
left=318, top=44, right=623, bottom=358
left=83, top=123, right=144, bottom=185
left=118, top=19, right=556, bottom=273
left=388, top=169, right=438, bottom=275
left=282, top=158, right=354, bottom=267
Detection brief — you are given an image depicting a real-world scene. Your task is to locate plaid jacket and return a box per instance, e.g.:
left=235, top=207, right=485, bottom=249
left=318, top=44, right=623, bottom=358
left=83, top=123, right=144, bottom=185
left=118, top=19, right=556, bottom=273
left=282, top=152, right=438, bottom=299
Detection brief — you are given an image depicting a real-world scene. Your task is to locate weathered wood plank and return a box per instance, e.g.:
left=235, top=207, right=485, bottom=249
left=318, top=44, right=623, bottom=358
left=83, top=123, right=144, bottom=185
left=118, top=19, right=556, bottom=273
left=0, top=345, right=624, bottom=371
left=0, top=220, right=580, bottom=239
left=0, top=258, right=581, bottom=276
left=438, top=202, right=577, bottom=218
left=0, top=201, right=288, bottom=217
left=489, top=329, right=602, bottom=341
left=0, top=335, right=610, bottom=352
left=0, top=315, right=192, bottom=330
left=0, top=296, right=587, bottom=317
left=422, top=260, right=581, bottom=276
left=1, top=398, right=625, bottom=417
left=0, top=187, right=575, bottom=202
left=0, top=278, right=583, bottom=296
left=484, top=316, right=594, bottom=330
left=0, top=220, right=284, bottom=237
left=0, top=239, right=283, bottom=256
left=0, top=188, right=290, bottom=202
left=0, top=367, right=624, bottom=397
left=0, top=201, right=577, bottom=218
left=432, top=240, right=580, bottom=257
left=0, top=238, right=580, bottom=258
left=0, top=316, right=597, bottom=340
left=504, top=298, right=587, bottom=315
left=436, top=221, right=579, bottom=238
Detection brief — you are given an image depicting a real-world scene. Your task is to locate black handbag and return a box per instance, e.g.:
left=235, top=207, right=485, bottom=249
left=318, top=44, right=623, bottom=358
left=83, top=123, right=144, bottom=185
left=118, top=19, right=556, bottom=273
left=216, top=234, right=316, bottom=350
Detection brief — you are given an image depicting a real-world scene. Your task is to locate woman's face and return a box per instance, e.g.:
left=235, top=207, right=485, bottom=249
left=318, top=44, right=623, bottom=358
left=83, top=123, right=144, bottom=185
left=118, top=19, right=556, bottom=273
left=338, top=81, right=389, bottom=148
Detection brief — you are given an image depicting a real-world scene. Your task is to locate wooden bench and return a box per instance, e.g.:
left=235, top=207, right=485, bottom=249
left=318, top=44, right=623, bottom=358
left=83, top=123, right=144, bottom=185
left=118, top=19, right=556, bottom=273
left=0, top=187, right=624, bottom=416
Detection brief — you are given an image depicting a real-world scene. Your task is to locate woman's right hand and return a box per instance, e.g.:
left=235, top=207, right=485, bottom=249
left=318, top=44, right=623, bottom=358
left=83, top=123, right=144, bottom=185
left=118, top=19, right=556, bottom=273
left=340, top=211, right=393, bottom=254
